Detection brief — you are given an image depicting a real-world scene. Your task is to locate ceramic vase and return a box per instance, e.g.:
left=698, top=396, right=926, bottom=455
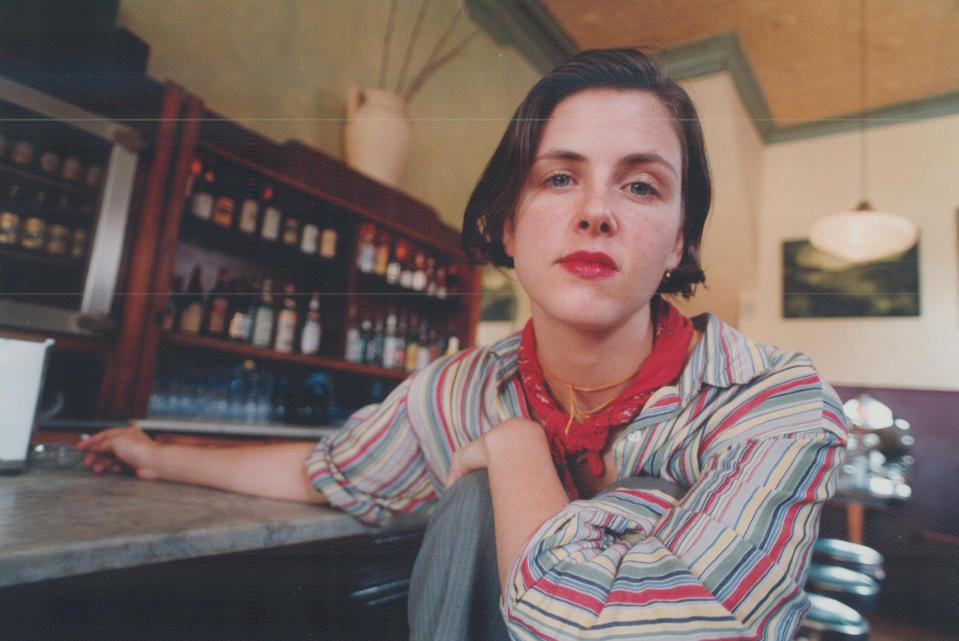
left=343, top=87, right=412, bottom=187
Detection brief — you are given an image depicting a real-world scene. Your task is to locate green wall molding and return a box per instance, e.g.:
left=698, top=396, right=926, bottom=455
left=468, top=0, right=959, bottom=144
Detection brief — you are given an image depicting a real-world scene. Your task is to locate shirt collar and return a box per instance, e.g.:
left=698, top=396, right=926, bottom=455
left=679, top=312, right=772, bottom=399
left=488, top=312, right=772, bottom=398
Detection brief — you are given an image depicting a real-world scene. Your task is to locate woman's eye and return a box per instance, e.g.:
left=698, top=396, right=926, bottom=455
left=628, top=181, right=656, bottom=196
left=547, top=174, right=571, bottom=188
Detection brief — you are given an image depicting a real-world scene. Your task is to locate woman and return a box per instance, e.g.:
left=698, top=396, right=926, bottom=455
left=79, top=49, right=847, bottom=641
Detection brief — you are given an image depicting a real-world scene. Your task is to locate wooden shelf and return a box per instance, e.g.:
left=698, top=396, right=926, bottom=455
left=162, top=330, right=409, bottom=381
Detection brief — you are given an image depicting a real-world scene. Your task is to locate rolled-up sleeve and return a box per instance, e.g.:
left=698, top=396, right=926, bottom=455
left=504, top=387, right=847, bottom=640
left=305, top=377, right=439, bottom=526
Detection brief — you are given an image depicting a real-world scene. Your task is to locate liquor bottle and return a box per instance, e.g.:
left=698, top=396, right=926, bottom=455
left=178, top=265, right=206, bottom=334
left=44, top=193, right=72, bottom=256
left=237, top=174, right=260, bottom=234
left=19, top=189, right=48, bottom=251
left=84, top=163, right=104, bottom=188
left=446, top=264, right=464, bottom=297
left=61, top=155, right=82, bottom=182
left=381, top=309, right=398, bottom=369
left=274, top=283, right=298, bottom=353
left=319, top=223, right=337, bottom=259
left=411, top=251, right=428, bottom=291
left=425, top=256, right=437, bottom=296
left=161, top=273, right=184, bottom=331
left=227, top=279, right=252, bottom=342
left=356, top=223, right=376, bottom=273
left=300, top=222, right=319, bottom=255
left=435, top=264, right=448, bottom=299
left=70, top=200, right=94, bottom=259
left=211, top=172, right=236, bottom=228
left=404, top=314, right=420, bottom=373
left=344, top=305, right=363, bottom=363
left=367, top=315, right=385, bottom=366
left=386, top=238, right=404, bottom=285
left=259, top=185, right=282, bottom=241
left=446, top=323, right=460, bottom=356
left=11, top=139, right=34, bottom=167
left=393, top=312, right=407, bottom=370
left=300, top=292, right=322, bottom=356
left=373, top=232, right=390, bottom=276
left=0, top=182, right=22, bottom=246
left=416, top=319, right=432, bottom=371
left=400, top=245, right=415, bottom=289
left=39, top=148, right=61, bottom=175
left=281, top=211, right=300, bottom=247
left=251, top=279, right=276, bottom=347
left=203, top=267, right=231, bottom=337
left=189, top=157, right=215, bottom=221
left=359, top=317, right=374, bottom=365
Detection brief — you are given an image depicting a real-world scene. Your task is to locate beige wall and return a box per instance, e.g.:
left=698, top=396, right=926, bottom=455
left=116, top=0, right=540, bottom=229
left=675, top=72, right=764, bottom=327
left=740, top=113, right=959, bottom=390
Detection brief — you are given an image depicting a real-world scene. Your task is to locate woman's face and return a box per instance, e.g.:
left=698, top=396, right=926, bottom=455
left=503, top=88, right=685, bottom=333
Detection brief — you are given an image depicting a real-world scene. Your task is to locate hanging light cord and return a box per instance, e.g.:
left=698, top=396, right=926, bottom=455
left=858, top=0, right=869, bottom=209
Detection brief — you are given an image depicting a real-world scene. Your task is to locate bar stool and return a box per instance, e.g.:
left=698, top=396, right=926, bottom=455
left=806, top=564, right=881, bottom=614
left=812, top=538, right=885, bottom=582
left=795, top=593, right=870, bottom=641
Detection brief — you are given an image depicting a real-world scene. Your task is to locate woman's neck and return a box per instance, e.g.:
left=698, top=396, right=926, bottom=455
left=530, top=304, right=656, bottom=412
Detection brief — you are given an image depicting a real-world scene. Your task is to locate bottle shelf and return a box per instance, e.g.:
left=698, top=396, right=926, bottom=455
left=352, top=270, right=464, bottom=311
left=178, top=213, right=346, bottom=268
left=162, top=330, right=409, bottom=381
left=0, top=162, right=101, bottom=200
left=0, top=244, right=86, bottom=266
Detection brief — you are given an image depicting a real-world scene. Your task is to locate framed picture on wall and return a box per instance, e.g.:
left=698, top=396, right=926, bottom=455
left=782, top=239, right=920, bottom=318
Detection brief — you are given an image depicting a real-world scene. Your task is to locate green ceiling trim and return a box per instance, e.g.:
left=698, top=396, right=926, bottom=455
left=469, top=3, right=959, bottom=143
left=465, top=0, right=576, bottom=74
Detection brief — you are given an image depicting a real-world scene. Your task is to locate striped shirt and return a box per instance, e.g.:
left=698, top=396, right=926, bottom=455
left=306, top=313, right=847, bottom=640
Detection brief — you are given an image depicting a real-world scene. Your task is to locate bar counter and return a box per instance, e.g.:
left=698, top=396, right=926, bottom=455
left=0, top=464, right=425, bottom=588
left=2, top=462, right=427, bottom=640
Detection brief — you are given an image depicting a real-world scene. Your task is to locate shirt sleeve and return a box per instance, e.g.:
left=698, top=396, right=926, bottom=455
left=503, top=372, right=847, bottom=640
left=304, top=375, right=439, bottom=526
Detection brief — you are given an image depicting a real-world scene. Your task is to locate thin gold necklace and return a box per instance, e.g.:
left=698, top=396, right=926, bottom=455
left=541, top=363, right=640, bottom=434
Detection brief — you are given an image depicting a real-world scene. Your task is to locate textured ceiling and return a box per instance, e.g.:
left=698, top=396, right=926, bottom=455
left=539, top=0, right=959, bottom=124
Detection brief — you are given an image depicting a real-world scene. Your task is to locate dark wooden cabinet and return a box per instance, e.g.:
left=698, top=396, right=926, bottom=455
left=115, top=100, right=480, bottom=425
left=0, top=55, right=480, bottom=425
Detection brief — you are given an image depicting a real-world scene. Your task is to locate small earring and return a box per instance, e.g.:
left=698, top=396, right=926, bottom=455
left=662, top=270, right=672, bottom=282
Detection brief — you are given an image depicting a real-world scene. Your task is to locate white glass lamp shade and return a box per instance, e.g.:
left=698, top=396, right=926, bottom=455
left=809, top=201, right=918, bottom=263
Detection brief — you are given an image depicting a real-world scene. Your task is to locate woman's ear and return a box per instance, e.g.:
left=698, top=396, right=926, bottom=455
left=668, top=224, right=684, bottom=271
left=502, top=217, right=516, bottom=258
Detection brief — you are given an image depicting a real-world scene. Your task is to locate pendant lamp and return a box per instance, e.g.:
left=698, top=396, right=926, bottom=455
left=809, top=0, right=918, bottom=263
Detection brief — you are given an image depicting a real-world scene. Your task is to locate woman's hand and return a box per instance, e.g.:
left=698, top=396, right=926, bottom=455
left=76, top=425, right=162, bottom=480
left=447, top=435, right=490, bottom=487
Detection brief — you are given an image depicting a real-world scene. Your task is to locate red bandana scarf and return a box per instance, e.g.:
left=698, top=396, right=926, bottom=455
left=517, top=298, right=693, bottom=498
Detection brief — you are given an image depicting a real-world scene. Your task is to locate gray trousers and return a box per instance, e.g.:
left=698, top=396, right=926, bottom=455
left=407, top=471, right=686, bottom=641
left=408, top=471, right=508, bottom=641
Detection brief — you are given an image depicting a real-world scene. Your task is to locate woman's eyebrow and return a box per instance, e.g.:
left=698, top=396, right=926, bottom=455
left=534, top=149, right=585, bottom=163
left=621, top=153, right=678, bottom=177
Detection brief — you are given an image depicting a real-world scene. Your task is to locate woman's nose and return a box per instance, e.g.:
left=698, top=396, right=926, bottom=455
left=576, top=186, right=617, bottom=234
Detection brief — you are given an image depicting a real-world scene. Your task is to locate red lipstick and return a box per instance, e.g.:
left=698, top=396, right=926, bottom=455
left=558, top=251, right=618, bottom=279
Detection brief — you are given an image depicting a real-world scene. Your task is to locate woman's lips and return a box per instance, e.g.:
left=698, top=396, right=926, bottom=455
left=558, top=251, right=618, bottom=279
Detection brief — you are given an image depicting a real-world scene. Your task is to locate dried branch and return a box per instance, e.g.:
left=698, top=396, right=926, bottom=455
left=403, top=23, right=482, bottom=101
left=416, top=3, right=464, bottom=84
left=394, top=0, right=434, bottom=94
left=378, top=0, right=399, bottom=89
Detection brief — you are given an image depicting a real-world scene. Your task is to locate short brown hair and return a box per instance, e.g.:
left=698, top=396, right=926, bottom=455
left=461, top=48, right=711, bottom=298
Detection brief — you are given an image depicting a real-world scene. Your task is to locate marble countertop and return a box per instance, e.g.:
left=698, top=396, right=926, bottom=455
left=0, top=466, right=422, bottom=588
